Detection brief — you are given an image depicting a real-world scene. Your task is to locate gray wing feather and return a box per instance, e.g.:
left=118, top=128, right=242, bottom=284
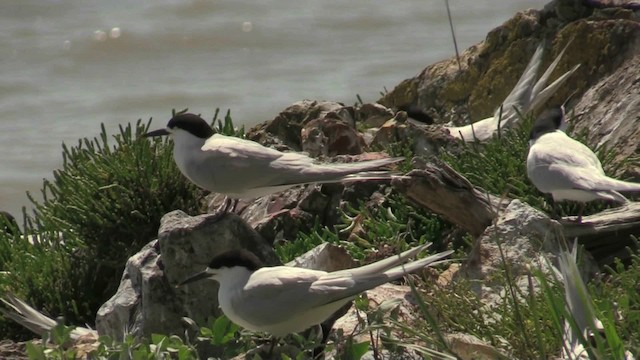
left=200, top=134, right=401, bottom=194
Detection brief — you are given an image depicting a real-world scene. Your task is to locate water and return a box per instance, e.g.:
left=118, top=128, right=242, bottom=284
left=0, top=0, right=545, bottom=218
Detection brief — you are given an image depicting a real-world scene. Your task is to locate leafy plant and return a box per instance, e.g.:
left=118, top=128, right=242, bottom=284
left=0, top=117, right=205, bottom=338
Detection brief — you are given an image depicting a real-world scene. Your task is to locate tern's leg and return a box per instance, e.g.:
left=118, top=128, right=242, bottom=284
left=576, top=203, right=586, bottom=223
left=207, top=197, right=239, bottom=222
left=546, top=197, right=562, bottom=220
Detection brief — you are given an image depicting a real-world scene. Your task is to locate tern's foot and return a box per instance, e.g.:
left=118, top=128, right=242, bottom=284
left=206, top=196, right=239, bottom=222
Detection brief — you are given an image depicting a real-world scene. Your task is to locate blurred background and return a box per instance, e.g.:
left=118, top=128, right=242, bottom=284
left=0, top=0, right=544, bottom=217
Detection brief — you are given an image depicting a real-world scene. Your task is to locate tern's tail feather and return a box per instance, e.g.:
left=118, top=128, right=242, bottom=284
left=558, top=243, right=603, bottom=359
left=380, top=249, right=454, bottom=281
left=0, top=293, right=97, bottom=340
left=530, top=63, right=580, bottom=113
left=495, top=42, right=545, bottom=124
left=345, top=243, right=433, bottom=277
left=531, top=39, right=573, bottom=103
left=589, top=177, right=640, bottom=203
left=604, top=178, right=640, bottom=193
left=301, top=156, right=404, bottom=184
left=325, top=248, right=453, bottom=303
left=498, top=40, right=579, bottom=127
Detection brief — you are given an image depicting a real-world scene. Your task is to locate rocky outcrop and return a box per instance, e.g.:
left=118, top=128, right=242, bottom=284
left=95, top=211, right=279, bottom=340
left=379, top=0, right=640, bottom=166
left=572, top=48, right=640, bottom=178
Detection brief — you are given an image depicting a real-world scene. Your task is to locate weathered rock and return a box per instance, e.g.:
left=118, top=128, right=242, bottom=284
left=331, top=283, right=417, bottom=344
left=96, top=211, right=279, bottom=340
left=301, top=117, right=364, bottom=157
left=379, top=0, right=640, bottom=134
left=371, top=115, right=458, bottom=157
left=444, top=333, right=508, bottom=360
left=246, top=100, right=348, bottom=151
left=357, top=102, right=395, bottom=128
left=458, top=200, right=596, bottom=308
left=572, top=47, right=640, bottom=178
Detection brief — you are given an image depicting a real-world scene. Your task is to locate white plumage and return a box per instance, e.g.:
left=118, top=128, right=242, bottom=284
left=447, top=41, right=579, bottom=142
left=527, top=107, right=640, bottom=205
left=146, top=114, right=402, bottom=199
left=178, top=243, right=452, bottom=337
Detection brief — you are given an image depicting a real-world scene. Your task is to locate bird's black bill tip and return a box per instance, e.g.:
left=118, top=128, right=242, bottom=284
left=143, top=128, right=170, bottom=138
left=176, top=270, right=210, bottom=287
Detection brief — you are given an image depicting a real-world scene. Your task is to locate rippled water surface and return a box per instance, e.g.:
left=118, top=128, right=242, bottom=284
left=0, top=0, right=545, bottom=217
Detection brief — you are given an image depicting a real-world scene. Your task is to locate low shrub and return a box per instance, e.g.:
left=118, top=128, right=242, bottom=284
left=0, top=117, right=206, bottom=338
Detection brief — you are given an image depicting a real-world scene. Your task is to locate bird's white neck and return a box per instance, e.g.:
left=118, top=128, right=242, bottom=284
left=170, top=130, right=207, bottom=178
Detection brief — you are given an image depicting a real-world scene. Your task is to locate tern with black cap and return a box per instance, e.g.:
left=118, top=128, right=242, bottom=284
left=177, top=243, right=452, bottom=338
left=526, top=107, right=640, bottom=220
left=144, top=113, right=402, bottom=212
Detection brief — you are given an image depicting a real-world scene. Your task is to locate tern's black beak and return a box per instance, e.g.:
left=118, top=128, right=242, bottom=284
left=143, top=128, right=170, bottom=137
left=177, top=269, right=212, bottom=287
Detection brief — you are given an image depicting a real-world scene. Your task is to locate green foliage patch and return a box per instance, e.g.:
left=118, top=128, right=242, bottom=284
left=0, top=118, right=205, bottom=337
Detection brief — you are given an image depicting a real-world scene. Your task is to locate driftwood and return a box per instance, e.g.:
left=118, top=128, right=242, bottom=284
left=562, top=203, right=640, bottom=265
left=391, top=159, right=507, bottom=238
left=393, top=159, right=640, bottom=264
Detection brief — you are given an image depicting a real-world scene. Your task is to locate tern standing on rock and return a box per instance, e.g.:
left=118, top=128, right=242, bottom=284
left=526, top=107, right=640, bottom=220
left=144, top=113, right=403, bottom=212
left=177, top=243, right=452, bottom=337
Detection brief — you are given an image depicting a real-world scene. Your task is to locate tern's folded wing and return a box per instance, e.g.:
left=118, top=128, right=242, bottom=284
left=232, top=267, right=344, bottom=326
left=202, top=134, right=288, bottom=161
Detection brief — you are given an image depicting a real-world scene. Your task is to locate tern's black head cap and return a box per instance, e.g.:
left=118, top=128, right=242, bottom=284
left=208, top=249, right=264, bottom=271
left=529, top=107, right=564, bottom=141
left=167, top=113, right=215, bottom=139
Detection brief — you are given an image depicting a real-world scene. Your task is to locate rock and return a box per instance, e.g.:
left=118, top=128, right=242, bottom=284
left=96, top=211, right=279, bottom=340
left=572, top=48, right=640, bottom=178
left=459, top=200, right=598, bottom=309
left=301, top=117, right=364, bottom=158
left=379, top=0, right=639, bottom=130
left=332, top=283, right=414, bottom=340
left=371, top=116, right=457, bottom=157
left=444, top=333, right=508, bottom=360
left=246, top=100, right=348, bottom=151
left=357, top=103, right=395, bottom=128
left=95, top=240, right=163, bottom=340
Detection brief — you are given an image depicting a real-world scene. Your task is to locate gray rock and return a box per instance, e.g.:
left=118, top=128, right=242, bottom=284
left=96, top=210, right=279, bottom=340
left=460, top=199, right=597, bottom=309
left=301, top=117, right=364, bottom=158
left=246, top=100, right=348, bottom=151
left=572, top=47, right=640, bottom=179
left=357, top=102, right=395, bottom=128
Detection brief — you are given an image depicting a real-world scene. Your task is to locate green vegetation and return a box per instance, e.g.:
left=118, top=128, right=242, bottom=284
left=0, top=117, right=205, bottom=338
